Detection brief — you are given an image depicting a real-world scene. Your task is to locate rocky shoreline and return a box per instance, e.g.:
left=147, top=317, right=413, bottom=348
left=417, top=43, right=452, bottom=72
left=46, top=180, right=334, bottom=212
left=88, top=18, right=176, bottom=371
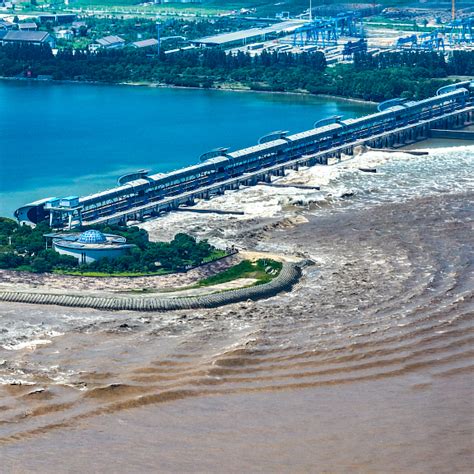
left=0, top=261, right=302, bottom=311
left=0, top=254, right=242, bottom=295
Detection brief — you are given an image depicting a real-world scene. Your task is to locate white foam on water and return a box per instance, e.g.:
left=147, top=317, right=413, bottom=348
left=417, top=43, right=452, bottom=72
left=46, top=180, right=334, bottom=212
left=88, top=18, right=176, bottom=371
left=0, top=376, right=36, bottom=385
left=1, top=327, right=65, bottom=351
left=141, top=145, right=473, bottom=246
left=2, top=339, right=53, bottom=351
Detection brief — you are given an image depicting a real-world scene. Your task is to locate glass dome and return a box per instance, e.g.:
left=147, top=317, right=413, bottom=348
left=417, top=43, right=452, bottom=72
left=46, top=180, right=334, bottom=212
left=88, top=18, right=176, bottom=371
left=78, top=230, right=107, bottom=244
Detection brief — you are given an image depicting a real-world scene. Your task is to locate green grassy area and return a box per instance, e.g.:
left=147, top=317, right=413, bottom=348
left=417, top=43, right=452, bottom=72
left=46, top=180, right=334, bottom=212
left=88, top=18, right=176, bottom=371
left=198, top=259, right=282, bottom=287
left=58, top=1, right=231, bottom=16
left=55, top=258, right=281, bottom=286
left=202, top=249, right=228, bottom=263
left=72, top=0, right=140, bottom=5
left=53, top=269, right=171, bottom=277
left=18, top=0, right=408, bottom=17
left=365, top=22, right=438, bottom=33
left=53, top=249, right=229, bottom=277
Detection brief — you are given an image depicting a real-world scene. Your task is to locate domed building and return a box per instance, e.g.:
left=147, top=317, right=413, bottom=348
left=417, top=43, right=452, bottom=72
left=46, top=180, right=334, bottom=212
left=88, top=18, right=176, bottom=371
left=52, top=230, right=135, bottom=264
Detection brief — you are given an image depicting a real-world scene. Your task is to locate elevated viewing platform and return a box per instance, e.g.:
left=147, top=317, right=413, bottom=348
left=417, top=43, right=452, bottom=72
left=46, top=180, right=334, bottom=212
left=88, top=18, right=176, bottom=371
left=14, top=82, right=474, bottom=229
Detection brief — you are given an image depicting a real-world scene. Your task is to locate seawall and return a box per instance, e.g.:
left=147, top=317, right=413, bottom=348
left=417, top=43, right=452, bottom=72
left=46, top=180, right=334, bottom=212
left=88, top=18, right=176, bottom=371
left=0, top=262, right=301, bottom=312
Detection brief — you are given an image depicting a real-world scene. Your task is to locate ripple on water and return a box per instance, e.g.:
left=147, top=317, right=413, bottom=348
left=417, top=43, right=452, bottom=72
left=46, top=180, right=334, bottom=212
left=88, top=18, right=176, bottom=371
left=0, top=147, right=472, bottom=473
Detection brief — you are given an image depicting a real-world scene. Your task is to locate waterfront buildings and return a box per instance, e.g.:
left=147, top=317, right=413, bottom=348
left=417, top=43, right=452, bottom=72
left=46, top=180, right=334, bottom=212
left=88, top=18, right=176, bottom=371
left=51, top=229, right=135, bottom=264
left=131, top=38, right=159, bottom=49
left=191, top=21, right=305, bottom=48
left=0, top=30, right=56, bottom=47
left=92, top=35, right=126, bottom=50
left=18, top=22, right=38, bottom=31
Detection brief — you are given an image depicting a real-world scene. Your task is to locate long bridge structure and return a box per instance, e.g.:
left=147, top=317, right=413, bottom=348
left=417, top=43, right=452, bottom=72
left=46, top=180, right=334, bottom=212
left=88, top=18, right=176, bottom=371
left=15, top=82, right=474, bottom=229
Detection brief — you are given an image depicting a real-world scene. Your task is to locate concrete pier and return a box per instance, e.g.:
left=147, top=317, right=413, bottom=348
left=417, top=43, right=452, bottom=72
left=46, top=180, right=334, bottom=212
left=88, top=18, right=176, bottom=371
left=429, top=129, right=474, bottom=140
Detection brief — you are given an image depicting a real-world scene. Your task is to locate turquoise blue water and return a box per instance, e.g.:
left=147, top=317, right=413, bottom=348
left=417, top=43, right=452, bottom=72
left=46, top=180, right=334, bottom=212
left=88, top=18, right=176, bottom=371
left=0, top=80, right=372, bottom=217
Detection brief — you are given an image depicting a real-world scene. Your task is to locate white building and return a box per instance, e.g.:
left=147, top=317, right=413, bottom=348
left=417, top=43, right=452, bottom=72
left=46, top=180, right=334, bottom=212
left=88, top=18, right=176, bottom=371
left=0, top=30, right=56, bottom=48
left=56, top=29, right=73, bottom=40
left=90, top=35, right=126, bottom=50
left=52, top=230, right=135, bottom=264
left=131, top=38, right=159, bottom=49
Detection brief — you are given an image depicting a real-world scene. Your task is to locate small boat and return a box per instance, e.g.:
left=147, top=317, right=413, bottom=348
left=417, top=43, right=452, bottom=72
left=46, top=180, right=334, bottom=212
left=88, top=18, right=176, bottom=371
left=358, top=167, right=377, bottom=173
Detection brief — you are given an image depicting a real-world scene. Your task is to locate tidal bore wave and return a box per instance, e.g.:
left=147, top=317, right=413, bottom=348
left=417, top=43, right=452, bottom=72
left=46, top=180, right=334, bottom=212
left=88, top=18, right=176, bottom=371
left=0, top=147, right=472, bottom=469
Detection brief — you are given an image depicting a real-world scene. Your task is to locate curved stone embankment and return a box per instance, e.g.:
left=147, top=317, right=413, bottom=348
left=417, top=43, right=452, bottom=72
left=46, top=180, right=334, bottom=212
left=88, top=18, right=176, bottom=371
left=0, top=253, right=242, bottom=293
left=0, top=263, right=301, bottom=312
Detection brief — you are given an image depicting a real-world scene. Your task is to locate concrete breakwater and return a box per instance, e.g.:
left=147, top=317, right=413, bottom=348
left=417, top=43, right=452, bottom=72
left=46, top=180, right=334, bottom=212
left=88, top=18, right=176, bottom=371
left=0, top=263, right=301, bottom=312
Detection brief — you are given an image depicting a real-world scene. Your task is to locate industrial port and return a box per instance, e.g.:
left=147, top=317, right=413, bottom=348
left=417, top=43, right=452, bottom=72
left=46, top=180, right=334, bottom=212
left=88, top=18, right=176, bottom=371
left=1, top=2, right=474, bottom=61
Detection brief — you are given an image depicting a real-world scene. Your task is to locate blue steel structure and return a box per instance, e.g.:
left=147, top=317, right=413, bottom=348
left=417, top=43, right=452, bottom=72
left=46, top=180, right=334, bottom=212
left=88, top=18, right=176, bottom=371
left=396, top=31, right=445, bottom=50
left=397, top=17, right=473, bottom=50
left=342, top=38, right=367, bottom=58
left=446, top=17, right=473, bottom=45
left=15, top=84, right=473, bottom=228
left=396, top=34, right=418, bottom=49
left=419, top=31, right=445, bottom=50
left=335, top=12, right=364, bottom=37
left=289, top=11, right=363, bottom=47
left=291, top=19, right=338, bottom=47
left=396, top=31, right=445, bottom=51
left=156, top=21, right=161, bottom=55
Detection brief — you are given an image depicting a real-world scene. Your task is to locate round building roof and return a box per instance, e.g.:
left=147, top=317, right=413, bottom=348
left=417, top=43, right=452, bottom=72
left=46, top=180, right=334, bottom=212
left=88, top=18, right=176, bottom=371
left=78, top=229, right=107, bottom=244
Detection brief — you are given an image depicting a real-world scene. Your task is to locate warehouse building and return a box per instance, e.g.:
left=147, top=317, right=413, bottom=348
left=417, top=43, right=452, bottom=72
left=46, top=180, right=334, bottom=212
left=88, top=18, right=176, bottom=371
left=0, top=30, right=56, bottom=48
left=191, top=20, right=306, bottom=48
left=18, top=22, right=38, bottom=31
left=92, top=35, right=126, bottom=49
left=131, top=38, right=159, bottom=49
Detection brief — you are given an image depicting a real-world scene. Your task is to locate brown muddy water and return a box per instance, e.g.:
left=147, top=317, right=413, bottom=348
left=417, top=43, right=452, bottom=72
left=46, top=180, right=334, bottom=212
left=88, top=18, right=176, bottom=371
left=0, top=146, right=473, bottom=473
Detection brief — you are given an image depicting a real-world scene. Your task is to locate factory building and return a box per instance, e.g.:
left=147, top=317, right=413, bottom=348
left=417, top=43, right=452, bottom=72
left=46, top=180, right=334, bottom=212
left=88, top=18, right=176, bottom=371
left=191, top=20, right=305, bottom=48
left=0, top=20, right=14, bottom=30
left=0, top=30, right=56, bottom=48
left=131, top=38, right=159, bottom=49
left=18, top=22, right=38, bottom=31
left=92, top=35, right=126, bottom=50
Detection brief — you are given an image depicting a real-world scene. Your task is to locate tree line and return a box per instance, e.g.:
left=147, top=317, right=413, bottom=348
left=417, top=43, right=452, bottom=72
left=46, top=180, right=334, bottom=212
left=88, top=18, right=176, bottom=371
left=0, top=44, right=473, bottom=101
left=0, top=218, right=224, bottom=274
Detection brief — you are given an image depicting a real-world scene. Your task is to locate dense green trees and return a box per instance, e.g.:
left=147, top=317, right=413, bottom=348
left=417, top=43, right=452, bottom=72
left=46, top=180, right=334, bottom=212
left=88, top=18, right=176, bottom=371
left=0, top=218, right=223, bottom=274
left=331, top=50, right=473, bottom=101
left=81, top=16, right=252, bottom=45
left=0, top=218, right=78, bottom=272
left=80, top=232, right=219, bottom=274
left=1, top=43, right=472, bottom=101
left=353, top=50, right=449, bottom=74
left=0, top=44, right=327, bottom=90
left=449, top=51, right=474, bottom=76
